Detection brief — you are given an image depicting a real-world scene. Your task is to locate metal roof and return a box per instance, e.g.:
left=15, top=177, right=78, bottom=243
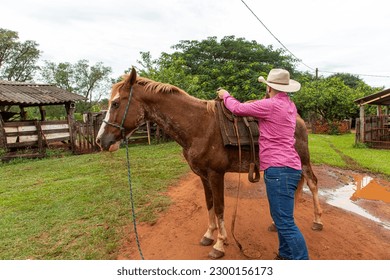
left=354, top=88, right=390, bottom=106
left=0, top=80, right=85, bottom=106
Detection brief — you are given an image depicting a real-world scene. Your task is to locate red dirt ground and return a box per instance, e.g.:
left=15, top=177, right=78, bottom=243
left=118, top=165, right=390, bottom=260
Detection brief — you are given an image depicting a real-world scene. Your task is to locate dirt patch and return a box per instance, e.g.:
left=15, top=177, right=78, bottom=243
left=118, top=165, right=390, bottom=260
left=329, top=143, right=364, bottom=171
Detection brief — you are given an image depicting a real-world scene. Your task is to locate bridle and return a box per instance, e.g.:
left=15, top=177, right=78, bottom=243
left=103, top=85, right=134, bottom=139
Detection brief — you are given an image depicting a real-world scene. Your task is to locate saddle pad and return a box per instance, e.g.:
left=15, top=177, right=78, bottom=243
left=216, top=101, right=259, bottom=146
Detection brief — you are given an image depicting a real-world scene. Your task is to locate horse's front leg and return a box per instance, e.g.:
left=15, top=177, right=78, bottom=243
left=207, top=171, right=227, bottom=259
left=200, top=177, right=217, bottom=246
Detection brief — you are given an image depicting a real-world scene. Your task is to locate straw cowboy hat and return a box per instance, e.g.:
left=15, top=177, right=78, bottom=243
left=258, top=69, right=301, bottom=92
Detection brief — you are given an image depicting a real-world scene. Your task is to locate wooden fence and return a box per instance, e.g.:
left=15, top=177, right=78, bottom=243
left=71, top=112, right=103, bottom=154
left=1, top=120, right=71, bottom=160
left=1, top=111, right=166, bottom=160
left=355, top=115, right=390, bottom=149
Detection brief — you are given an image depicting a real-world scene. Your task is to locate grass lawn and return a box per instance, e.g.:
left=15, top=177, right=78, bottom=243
left=0, top=142, right=189, bottom=260
left=307, top=134, right=346, bottom=168
left=308, top=133, right=390, bottom=176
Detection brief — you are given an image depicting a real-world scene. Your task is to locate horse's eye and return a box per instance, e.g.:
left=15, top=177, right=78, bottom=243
left=111, top=101, right=119, bottom=109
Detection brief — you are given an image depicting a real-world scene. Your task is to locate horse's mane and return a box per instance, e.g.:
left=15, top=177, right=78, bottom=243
left=137, top=77, right=188, bottom=95
left=111, top=75, right=216, bottom=113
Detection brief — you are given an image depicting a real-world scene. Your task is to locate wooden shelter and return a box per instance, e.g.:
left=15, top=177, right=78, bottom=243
left=355, top=88, right=390, bottom=148
left=0, top=80, right=85, bottom=160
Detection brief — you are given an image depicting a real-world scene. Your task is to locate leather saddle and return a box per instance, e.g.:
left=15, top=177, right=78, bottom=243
left=216, top=100, right=260, bottom=183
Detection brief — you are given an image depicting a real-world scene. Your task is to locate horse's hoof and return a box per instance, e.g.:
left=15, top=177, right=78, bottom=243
left=200, top=237, right=214, bottom=246
left=268, top=223, right=277, bottom=232
left=208, top=248, right=225, bottom=259
left=311, top=222, right=323, bottom=231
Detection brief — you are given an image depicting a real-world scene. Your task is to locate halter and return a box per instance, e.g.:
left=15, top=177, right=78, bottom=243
left=103, top=85, right=134, bottom=139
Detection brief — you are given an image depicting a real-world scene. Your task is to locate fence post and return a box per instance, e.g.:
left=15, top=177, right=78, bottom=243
left=65, top=102, right=76, bottom=153
left=359, top=106, right=365, bottom=142
left=146, top=121, right=151, bottom=145
left=355, top=118, right=360, bottom=145
left=0, top=114, right=5, bottom=149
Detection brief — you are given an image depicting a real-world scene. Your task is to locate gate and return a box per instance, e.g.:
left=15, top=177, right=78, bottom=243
left=72, top=111, right=159, bottom=154
left=72, top=112, right=104, bottom=154
left=355, top=115, right=390, bottom=149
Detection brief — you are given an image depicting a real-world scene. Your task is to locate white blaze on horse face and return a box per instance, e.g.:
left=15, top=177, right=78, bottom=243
left=96, top=108, right=110, bottom=141
left=96, top=92, right=120, bottom=141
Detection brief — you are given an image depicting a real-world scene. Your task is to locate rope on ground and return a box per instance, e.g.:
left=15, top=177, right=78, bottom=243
left=125, top=137, right=144, bottom=260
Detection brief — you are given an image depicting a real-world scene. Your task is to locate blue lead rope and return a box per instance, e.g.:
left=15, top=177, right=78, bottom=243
left=125, top=137, right=144, bottom=260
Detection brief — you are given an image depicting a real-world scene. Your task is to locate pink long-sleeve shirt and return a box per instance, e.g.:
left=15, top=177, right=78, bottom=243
left=223, top=92, right=301, bottom=171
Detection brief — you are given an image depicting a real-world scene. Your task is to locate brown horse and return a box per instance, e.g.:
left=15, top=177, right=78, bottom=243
left=96, top=67, right=323, bottom=259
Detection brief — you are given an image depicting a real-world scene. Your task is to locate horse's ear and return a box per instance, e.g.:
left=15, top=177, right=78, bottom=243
left=124, top=67, right=137, bottom=89
left=129, top=67, right=137, bottom=85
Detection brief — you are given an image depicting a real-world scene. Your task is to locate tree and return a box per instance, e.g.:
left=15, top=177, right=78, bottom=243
left=40, top=61, right=74, bottom=91
left=40, top=59, right=112, bottom=112
left=327, top=73, right=363, bottom=89
left=137, top=36, right=298, bottom=100
left=73, top=60, right=112, bottom=104
left=0, top=28, right=41, bottom=81
left=292, top=76, right=376, bottom=123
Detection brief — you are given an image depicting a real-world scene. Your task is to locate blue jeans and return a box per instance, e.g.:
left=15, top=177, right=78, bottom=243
left=264, top=167, right=309, bottom=260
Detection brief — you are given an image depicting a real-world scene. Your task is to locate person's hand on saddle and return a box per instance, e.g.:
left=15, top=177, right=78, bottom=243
left=216, top=88, right=229, bottom=99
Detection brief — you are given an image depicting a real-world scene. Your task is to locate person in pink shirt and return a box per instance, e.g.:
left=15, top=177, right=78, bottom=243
left=217, top=69, right=309, bottom=260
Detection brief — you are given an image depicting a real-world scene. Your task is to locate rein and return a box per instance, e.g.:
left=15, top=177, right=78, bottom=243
left=231, top=117, right=262, bottom=259
left=231, top=118, right=243, bottom=251
left=104, top=85, right=144, bottom=260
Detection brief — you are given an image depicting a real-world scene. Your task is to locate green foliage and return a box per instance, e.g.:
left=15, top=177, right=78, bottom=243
left=292, top=76, right=378, bottom=122
left=40, top=59, right=112, bottom=112
left=40, top=61, right=74, bottom=91
left=136, top=36, right=380, bottom=125
left=23, top=105, right=68, bottom=120
left=328, top=72, right=363, bottom=89
left=137, top=36, right=298, bottom=101
left=0, top=28, right=41, bottom=81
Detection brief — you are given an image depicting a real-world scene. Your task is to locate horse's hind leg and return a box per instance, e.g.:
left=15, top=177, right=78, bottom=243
left=200, top=177, right=217, bottom=246
left=268, top=169, right=323, bottom=231
left=302, top=165, right=323, bottom=231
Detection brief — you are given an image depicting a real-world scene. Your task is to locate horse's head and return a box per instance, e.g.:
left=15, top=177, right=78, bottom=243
left=96, top=67, right=145, bottom=151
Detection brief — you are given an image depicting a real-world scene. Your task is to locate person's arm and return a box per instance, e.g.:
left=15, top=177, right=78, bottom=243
left=218, top=89, right=272, bottom=119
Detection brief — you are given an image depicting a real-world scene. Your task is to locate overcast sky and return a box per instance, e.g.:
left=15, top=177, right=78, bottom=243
left=1, top=0, right=389, bottom=89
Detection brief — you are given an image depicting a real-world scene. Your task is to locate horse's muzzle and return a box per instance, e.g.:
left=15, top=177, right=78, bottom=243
left=96, top=134, right=118, bottom=151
